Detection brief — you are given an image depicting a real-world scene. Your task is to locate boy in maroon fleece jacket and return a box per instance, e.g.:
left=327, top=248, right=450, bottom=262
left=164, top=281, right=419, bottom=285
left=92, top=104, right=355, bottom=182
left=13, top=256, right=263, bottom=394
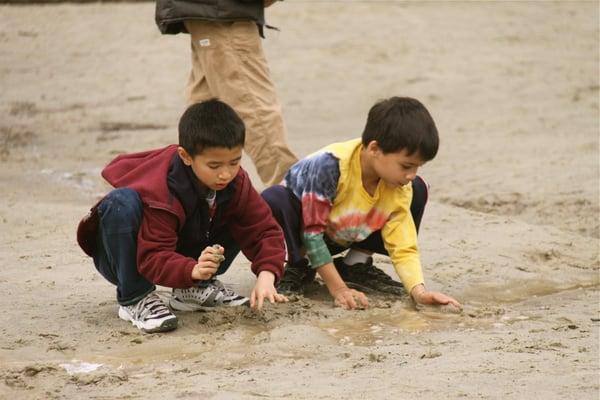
left=77, top=99, right=288, bottom=333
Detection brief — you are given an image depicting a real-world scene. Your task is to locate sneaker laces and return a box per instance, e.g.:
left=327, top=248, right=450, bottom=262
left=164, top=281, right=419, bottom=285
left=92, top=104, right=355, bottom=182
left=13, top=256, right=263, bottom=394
left=130, top=292, right=173, bottom=321
left=209, top=279, right=237, bottom=298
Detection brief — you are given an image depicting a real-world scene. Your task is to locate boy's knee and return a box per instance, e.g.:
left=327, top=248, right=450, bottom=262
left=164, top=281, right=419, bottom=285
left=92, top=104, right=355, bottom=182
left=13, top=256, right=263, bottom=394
left=101, top=188, right=143, bottom=220
left=411, top=176, right=428, bottom=205
left=261, top=185, right=288, bottom=209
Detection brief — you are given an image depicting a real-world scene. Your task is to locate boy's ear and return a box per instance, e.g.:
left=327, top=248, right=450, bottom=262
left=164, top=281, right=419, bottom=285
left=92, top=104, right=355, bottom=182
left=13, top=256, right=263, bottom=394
left=177, top=146, right=193, bottom=166
left=366, top=140, right=381, bottom=154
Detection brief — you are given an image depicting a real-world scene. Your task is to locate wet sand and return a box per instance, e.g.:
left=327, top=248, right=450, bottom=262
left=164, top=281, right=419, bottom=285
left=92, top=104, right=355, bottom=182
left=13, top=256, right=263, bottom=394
left=0, top=1, right=598, bottom=399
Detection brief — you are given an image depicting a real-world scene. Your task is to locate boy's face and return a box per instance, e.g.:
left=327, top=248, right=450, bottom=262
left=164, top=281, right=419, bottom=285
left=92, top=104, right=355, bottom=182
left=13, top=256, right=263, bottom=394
left=368, top=142, right=425, bottom=188
left=178, top=146, right=243, bottom=191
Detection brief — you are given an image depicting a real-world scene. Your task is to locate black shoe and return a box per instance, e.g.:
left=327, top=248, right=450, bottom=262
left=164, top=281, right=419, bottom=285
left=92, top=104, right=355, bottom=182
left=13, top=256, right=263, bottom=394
left=333, top=256, right=405, bottom=295
left=277, top=258, right=316, bottom=294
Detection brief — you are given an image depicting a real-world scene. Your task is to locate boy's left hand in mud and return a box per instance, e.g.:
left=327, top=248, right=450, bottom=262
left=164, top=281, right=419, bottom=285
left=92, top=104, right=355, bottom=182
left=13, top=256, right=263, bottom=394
left=250, top=270, right=288, bottom=310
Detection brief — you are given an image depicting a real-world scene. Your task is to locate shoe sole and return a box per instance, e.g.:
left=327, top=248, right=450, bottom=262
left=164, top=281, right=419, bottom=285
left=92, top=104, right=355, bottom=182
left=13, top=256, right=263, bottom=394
left=169, top=297, right=216, bottom=312
left=118, top=307, right=178, bottom=333
left=223, top=298, right=251, bottom=307
left=170, top=297, right=250, bottom=311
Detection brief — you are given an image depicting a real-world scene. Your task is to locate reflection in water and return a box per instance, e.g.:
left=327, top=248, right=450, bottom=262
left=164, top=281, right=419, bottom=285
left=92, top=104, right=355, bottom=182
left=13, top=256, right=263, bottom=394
left=317, top=303, right=488, bottom=346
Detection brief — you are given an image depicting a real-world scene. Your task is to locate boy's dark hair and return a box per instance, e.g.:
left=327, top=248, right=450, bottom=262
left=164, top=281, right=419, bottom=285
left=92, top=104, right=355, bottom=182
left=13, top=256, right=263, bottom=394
left=178, top=99, right=245, bottom=156
left=361, top=97, right=439, bottom=161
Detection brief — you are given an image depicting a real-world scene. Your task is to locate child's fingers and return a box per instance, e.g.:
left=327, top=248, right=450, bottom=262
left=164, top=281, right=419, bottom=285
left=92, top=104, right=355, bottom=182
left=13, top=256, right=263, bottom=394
left=250, top=290, right=257, bottom=309
left=194, top=260, right=218, bottom=280
left=198, top=252, right=222, bottom=265
left=447, top=297, right=462, bottom=309
left=344, top=293, right=357, bottom=310
left=201, top=246, right=215, bottom=255
left=201, top=245, right=224, bottom=258
left=274, top=293, right=288, bottom=303
left=334, top=289, right=368, bottom=310
left=199, top=250, right=225, bottom=264
left=353, top=290, right=369, bottom=308
left=197, top=260, right=219, bottom=272
left=256, top=293, right=264, bottom=310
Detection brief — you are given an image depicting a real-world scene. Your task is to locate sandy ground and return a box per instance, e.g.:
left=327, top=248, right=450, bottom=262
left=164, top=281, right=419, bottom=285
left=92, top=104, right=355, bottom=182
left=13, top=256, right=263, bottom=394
left=0, top=1, right=599, bottom=399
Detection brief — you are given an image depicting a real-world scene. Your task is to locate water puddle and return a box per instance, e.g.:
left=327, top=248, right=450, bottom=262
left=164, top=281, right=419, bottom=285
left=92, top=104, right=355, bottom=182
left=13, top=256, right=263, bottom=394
left=317, top=304, right=492, bottom=346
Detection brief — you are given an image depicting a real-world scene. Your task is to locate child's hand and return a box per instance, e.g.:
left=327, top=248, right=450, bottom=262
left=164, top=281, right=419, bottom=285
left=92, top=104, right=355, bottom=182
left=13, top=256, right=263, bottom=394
left=410, top=284, right=461, bottom=308
left=315, top=262, right=369, bottom=310
left=190, top=245, right=224, bottom=281
left=250, top=271, right=288, bottom=310
left=332, top=287, right=369, bottom=310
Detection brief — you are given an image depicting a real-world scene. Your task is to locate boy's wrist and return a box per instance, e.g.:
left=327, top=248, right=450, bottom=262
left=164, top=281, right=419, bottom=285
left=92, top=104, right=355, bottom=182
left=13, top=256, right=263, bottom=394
left=257, top=270, right=276, bottom=283
left=410, top=283, right=426, bottom=301
left=329, top=284, right=350, bottom=298
left=315, top=262, right=349, bottom=298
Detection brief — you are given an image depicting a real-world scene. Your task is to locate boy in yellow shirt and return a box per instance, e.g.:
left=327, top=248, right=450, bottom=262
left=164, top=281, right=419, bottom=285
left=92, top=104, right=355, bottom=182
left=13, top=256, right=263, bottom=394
left=262, top=97, right=460, bottom=310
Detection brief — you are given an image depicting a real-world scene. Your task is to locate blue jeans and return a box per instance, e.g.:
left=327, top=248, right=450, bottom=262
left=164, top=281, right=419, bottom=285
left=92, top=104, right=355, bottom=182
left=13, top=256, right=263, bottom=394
left=93, top=188, right=238, bottom=305
left=93, top=188, right=155, bottom=305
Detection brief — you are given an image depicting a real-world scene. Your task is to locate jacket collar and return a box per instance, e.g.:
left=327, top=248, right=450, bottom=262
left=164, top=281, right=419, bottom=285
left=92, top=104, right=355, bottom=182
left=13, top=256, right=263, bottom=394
left=167, top=154, right=235, bottom=217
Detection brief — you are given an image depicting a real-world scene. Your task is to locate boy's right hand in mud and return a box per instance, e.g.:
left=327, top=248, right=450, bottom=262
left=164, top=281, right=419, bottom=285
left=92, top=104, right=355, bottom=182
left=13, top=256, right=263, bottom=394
left=332, top=287, right=369, bottom=310
left=317, top=262, right=369, bottom=310
left=191, top=245, right=224, bottom=280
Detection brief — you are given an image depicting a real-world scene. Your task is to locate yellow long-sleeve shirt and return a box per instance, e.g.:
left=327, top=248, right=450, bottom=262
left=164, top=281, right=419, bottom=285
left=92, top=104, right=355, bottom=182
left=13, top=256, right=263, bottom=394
left=283, top=138, right=424, bottom=291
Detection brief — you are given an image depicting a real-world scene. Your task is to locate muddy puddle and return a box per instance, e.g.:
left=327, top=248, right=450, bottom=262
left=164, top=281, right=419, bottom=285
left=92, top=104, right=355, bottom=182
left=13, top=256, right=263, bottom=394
left=317, top=304, right=494, bottom=346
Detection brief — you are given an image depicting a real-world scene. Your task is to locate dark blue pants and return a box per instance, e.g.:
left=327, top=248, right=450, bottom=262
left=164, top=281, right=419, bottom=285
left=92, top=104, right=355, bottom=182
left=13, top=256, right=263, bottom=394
left=93, top=188, right=237, bottom=305
left=262, top=176, right=428, bottom=267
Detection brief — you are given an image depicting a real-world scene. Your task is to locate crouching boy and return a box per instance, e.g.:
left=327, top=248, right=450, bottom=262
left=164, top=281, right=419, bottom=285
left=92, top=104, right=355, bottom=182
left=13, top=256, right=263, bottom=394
left=262, top=97, right=460, bottom=310
left=77, top=99, right=288, bottom=333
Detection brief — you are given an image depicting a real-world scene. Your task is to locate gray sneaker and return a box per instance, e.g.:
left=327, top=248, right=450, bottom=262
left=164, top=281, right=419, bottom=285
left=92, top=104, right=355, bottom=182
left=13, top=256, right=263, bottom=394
left=211, top=279, right=250, bottom=307
left=118, top=292, right=178, bottom=333
left=170, top=279, right=249, bottom=311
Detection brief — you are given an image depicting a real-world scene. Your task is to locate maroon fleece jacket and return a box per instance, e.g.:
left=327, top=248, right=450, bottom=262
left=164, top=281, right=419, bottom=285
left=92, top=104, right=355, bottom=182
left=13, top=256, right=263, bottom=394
left=77, top=145, right=285, bottom=288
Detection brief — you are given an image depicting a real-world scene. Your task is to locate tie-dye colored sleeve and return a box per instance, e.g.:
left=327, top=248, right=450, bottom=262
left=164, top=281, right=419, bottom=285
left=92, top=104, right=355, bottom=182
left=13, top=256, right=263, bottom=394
left=284, top=152, right=340, bottom=268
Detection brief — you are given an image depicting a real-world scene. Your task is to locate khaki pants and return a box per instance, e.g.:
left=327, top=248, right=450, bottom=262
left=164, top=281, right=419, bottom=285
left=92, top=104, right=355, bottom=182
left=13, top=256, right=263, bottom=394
left=184, top=20, right=297, bottom=186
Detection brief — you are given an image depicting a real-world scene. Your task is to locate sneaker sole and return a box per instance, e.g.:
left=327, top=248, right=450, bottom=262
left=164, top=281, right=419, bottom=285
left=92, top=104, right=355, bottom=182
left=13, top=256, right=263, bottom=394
left=118, top=307, right=178, bottom=333
left=170, top=297, right=250, bottom=311
left=169, top=297, right=220, bottom=312
left=223, top=298, right=251, bottom=307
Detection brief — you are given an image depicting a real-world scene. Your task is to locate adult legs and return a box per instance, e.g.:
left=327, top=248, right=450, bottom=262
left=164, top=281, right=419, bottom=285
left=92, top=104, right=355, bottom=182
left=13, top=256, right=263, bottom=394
left=184, top=20, right=297, bottom=185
